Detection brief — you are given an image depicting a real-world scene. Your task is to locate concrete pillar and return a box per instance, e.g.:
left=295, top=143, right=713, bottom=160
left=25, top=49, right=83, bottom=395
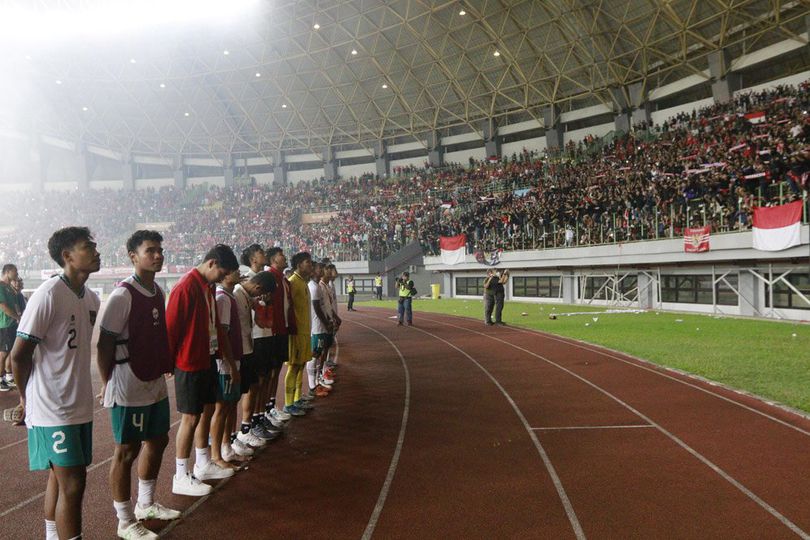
left=76, top=143, right=94, bottom=191
left=543, top=105, right=564, bottom=151
left=172, top=155, right=186, bottom=189
left=637, top=272, right=654, bottom=309
left=738, top=270, right=758, bottom=317
left=482, top=118, right=501, bottom=158
left=611, top=87, right=632, bottom=134
left=709, top=49, right=741, bottom=104
left=122, top=152, right=136, bottom=190
left=443, top=272, right=453, bottom=299
left=628, top=82, right=652, bottom=128
left=323, top=146, right=337, bottom=181
left=374, top=140, right=389, bottom=178
left=223, top=154, right=235, bottom=187
left=273, top=150, right=287, bottom=185
left=426, top=131, right=443, bottom=167
left=562, top=273, right=578, bottom=304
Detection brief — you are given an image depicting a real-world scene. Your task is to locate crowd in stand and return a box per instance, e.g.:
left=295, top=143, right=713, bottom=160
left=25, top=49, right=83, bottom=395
left=1, top=81, right=809, bottom=270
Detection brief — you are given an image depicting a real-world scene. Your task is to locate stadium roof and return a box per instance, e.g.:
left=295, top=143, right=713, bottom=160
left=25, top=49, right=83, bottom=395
left=0, top=0, right=807, bottom=159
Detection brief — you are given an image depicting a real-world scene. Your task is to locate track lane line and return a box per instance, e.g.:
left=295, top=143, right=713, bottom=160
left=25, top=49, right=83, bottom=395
left=356, top=314, right=586, bottom=540
left=531, top=425, right=654, bottom=431
left=418, top=313, right=810, bottom=539
left=345, top=320, right=412, bottom=540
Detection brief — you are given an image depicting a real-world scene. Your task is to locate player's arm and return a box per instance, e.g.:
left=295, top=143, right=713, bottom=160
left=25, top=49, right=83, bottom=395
left=9, top=337, right=36, bottom=407
left=215, top=295, right=239, bottom=384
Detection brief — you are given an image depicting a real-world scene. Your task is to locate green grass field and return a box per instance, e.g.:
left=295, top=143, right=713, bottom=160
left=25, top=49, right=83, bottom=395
left=358, top=298, right=810, bottom=413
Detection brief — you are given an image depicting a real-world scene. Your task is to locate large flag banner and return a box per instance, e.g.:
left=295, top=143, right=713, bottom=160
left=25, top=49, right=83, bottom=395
left=752, top=200, right=803, bottom=251
left=439, top=234, right=466, bottom=265
left=684, top=226, right=710, bottom=253
left=474, top=248, right=503, bottom=266
left=744, top=111, right=766, bottom=124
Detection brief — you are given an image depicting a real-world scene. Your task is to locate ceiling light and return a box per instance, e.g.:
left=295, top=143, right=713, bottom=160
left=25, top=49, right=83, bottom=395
left=313, top=23, right=320, bottom=30
left=351, top=49, right=358, bottom=55
left=159, top=83, right=166, bottom=88
left=55, top=79, right=62, bottom=85
left=459, top=10, right=466, bottom=16
left=129, top=58, right=136, bottom=63
left=82, top=106, right=88, bottom=111
left=25, top=55, right=32, bottom=60
left=382, top=84, right=388, bottom=89
left=223, top=50, right=230, bottom=55
left=282, top=104, right=287, bottom=108
left=255, top=72, right=261, bottom=77
left=184, top=112, right=190, bottom=117
left=493, top=50, right=501, bottom=57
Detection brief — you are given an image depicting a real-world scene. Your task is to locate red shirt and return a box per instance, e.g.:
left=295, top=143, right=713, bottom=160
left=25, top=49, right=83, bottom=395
left=269, top=266, right=296, bottom=335
left=167, top=269, right=219, bottom=372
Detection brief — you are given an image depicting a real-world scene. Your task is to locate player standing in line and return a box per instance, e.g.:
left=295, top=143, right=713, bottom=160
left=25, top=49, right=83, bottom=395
left=242, top=245, right=282, bottom=441
left=283, top=252, right=312, bottom=417
left=167, top=245, right=239, bottom=496
left=216, top=269, right=277, bottom=464
left=318, top=264, right=339, bottom=386
left=11, top=227, right=101, bottom=540
left=97, top=230, right=179, bottom=540
left=323, top=264, right=341, bottom=373
left=264, top=247, right=294, bottom=425
left=0, top=263, right=21, bottom=391
left=304, top=263, right=331, bottom=401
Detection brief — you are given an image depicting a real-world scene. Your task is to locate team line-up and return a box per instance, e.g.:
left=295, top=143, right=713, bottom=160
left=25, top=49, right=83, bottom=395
left=2, top=225, right=419, bottom=540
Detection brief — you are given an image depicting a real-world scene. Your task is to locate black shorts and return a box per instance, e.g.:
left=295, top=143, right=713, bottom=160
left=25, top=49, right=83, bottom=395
left=269, top=334, right=289, bottom=370
left=0, top=326, right=15, bottom=353
left=174, top=358, right=217, bottom=415
left=252, top=337, right=273, bottom=377
left=239, top=353, right=257, bottom=394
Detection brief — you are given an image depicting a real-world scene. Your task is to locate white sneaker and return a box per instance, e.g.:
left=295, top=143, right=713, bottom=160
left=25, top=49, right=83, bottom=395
left=172, top=473, right=212, bottom=497
left=118, top=521, right=157, bottom=539
left=221, top=444, right=248, bottom=463
left=134, top=502, right=181, bottom=521
left=231, top=438, right=255, bottom=457
left=317, top=376, right=334, bottom=387
left=264, top=411, right=285, bottom=428
left=270, top=408, right=291, bottom=421
left=237, top=430, right=266, bottom=449
left=193, top=461, right=235, bottom=481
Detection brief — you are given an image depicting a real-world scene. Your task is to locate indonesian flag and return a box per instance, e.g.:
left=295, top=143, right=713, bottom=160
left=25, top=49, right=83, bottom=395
left=439, top=234, right=466, bottom=265
left=744, top=111, right=766, bottom=124
left=752, top=201, right=803, bottom=251
left=684, top=226, right=710, bottom=253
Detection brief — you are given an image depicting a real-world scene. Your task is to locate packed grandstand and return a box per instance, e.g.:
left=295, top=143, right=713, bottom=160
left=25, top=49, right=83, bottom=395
left=1, top=81, right=808, bottom=271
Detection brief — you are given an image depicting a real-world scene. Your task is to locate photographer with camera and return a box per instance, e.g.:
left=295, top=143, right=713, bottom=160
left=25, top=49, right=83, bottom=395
left=483, top=268, right=509, bottom=325
left=395, top=271, right=416, bottom=326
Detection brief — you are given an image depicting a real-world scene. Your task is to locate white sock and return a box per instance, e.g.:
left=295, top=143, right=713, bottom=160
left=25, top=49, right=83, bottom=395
left=195, top=446, right=210, bottom=467
left=113, top=499, right=135, bottom=526
left=175, top=458, right=188, bottom=479
left=306, top=359, right=317, bottom=389
left=45, top=520, right=58, bottom=540
left=137, top=478, right=156, bottom=509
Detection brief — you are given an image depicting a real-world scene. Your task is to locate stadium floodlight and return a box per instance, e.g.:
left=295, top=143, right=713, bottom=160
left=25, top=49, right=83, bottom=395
left=0, top=0, right=260, bottom=44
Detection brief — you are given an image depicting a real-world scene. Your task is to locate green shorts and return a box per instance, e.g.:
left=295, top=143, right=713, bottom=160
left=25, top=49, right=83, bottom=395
left=110, top=398, right=170, bottom=445
left=28, top=422, right=93, bottom=471
left=311, top=333, right=332, bottom=355
left=216, top=374, right=241, bottom=402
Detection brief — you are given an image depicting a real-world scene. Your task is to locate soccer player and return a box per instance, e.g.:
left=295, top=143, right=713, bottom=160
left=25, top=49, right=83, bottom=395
left=263, top=247, right=295, bottom=425
left=215, top=269, right=276, bottom=464
left=305, top=263, right=331, bottom=401
left=97, top=230, right=179, bottom=539
left=0, top=263, right=21, bottom=391
left=11, top=227, right=101, bottom=540
left=323, top=264, right=342, bottom=372
left=167, top=244, right=239, bottom=496
left=283, top=252, right=312, bottom=417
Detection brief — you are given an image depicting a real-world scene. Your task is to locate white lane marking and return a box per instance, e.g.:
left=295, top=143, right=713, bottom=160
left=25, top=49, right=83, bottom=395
left=0, top=418, right=182, bottom=519
left=0, top=405, right=108, bottom=453
left=532, top=425, right=654, bottom=431
left=348, top=320, right=411, bottom=540
left=369, top=316, right=587, bottom=540
left=423, top=315, right=810, bottom=540
left=500, top=322, right=810, bottom=438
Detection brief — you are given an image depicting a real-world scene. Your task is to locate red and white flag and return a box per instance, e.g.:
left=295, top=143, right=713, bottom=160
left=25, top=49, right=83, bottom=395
left=439, top=234, right=466, bottom=265
left=684, top=226, right=710, bottom=253
left=752, top=201, right=803, bottom=251
left=744, top=111, right=766, bottom=124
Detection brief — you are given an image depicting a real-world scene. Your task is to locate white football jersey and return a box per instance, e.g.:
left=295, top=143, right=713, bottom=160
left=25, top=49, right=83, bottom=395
left=17, top=275, right=100, bottom=427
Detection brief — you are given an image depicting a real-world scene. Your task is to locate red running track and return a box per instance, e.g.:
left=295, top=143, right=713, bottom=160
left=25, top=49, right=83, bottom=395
left=1, top=306, right=810, bottom=538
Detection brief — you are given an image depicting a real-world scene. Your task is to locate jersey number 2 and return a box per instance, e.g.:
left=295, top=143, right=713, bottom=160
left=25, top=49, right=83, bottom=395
left=52, top=431, right=67, bottom=454
left=67, top=329, right=77, bottom=350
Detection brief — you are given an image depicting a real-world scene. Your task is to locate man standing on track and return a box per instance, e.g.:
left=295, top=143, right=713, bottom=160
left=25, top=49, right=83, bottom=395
left=396, top=271, right=416, bottom=326
left=264, top=247, right=294, bottom=425
left=0, top=263, right=21, bottom=392
left=320, top=264, right=339, bottom=381
left=346, top=275, right=356, bottom=311
left=97, top=230, right=179, bottom=540
left=11, top=227, right=101, bottom=540
left=167, top=244, right=239, bottom=497
left=283, top=252, right=312, bottom=417
left=305, top=263, right=331, bottom=401
left=374, top=272, right=383, bottom=301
